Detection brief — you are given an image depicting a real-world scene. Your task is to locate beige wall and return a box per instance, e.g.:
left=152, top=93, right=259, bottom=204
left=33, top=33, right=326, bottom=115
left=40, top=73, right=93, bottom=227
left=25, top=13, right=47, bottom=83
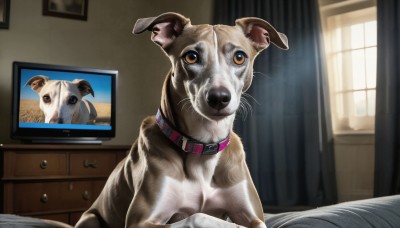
left=0, top=0, right=213, bottom=145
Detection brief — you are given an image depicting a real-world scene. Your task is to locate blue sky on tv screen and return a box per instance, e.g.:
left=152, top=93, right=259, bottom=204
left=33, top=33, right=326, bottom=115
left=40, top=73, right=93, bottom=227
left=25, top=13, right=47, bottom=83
left=20, top=69, right=112, bottom=103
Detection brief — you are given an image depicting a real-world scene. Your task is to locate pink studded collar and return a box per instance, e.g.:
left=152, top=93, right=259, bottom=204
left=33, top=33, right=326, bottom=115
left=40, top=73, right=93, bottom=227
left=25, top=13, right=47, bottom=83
left=155, top=108, right=230, bottom=155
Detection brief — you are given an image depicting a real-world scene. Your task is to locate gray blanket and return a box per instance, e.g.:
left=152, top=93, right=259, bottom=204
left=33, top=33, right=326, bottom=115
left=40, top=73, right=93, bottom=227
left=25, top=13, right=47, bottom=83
left=0, top=214, right=55, bottom=228
left=265, top=195, right=400, bottom=228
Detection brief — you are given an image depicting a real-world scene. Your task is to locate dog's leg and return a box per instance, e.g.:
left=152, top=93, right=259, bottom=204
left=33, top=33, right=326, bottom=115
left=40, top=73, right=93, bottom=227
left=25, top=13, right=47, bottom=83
left=226, top=170, right=267, bottom=228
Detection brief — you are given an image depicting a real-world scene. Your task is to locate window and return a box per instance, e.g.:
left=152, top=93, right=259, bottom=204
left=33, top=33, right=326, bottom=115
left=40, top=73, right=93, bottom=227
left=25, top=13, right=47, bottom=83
left=322, top=7, right=377, bottom=134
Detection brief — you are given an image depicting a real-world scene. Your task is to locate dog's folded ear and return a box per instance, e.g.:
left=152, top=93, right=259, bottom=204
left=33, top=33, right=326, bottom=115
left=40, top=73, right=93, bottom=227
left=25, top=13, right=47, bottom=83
left=236, top=17, right=289, bottom=51
left=25, top=75, right=49, bottom=93
left=73, top=79, right=95, bottom=97
left=132, top=12, right=191, bottom=49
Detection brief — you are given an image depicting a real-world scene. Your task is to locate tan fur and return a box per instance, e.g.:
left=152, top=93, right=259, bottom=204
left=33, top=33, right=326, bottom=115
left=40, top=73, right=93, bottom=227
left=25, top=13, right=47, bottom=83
left=76, top=12, right=288, bottom=228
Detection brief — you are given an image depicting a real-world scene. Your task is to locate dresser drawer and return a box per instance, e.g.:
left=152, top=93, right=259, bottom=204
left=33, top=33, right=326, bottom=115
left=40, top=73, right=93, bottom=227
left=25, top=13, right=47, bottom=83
left=13, top=181, right=105, bottom=213
left=1, top=144, right=131, bottom=225
left=70, top=152, right=116, bottom=176
left=5, top=152, right=68, bottom=177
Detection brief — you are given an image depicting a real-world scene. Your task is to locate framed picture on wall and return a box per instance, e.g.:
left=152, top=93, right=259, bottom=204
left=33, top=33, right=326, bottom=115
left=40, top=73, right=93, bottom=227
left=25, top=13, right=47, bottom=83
left=0, top=0, right=10, bottom=29
left=43, top=0, right=88, bottom=21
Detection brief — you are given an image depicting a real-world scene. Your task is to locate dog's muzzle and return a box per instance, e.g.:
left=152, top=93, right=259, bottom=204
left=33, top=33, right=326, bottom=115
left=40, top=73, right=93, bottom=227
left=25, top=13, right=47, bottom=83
left=206, top=87, right=231, bottom=111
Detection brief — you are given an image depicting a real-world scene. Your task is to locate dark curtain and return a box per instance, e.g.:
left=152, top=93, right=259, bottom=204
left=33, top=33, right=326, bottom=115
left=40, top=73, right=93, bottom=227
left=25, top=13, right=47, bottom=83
left=214, top=0, right=337, bottom=207
left=374, top=0, right=400, bottom=197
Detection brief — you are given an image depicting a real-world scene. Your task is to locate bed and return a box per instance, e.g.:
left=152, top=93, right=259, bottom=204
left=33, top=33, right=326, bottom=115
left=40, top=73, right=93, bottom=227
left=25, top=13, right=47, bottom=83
left=1, top=195, right=399, bottom=227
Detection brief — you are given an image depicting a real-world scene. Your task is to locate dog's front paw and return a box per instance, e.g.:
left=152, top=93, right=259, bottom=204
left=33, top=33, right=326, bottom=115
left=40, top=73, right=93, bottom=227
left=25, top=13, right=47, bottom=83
left=171, top=213, right=243, bottom=228
left=249, top=220, right=267, bottom=228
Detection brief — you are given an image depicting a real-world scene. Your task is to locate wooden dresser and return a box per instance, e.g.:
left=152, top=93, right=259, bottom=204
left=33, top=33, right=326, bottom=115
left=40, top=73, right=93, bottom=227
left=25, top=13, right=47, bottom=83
left=0, top=144, right=130, bottom=225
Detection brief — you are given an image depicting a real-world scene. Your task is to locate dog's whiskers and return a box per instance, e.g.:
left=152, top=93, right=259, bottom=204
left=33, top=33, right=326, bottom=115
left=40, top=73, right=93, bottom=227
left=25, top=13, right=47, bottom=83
left=253, top=71, right=272, bottom=79
left=238, top=93, right=257, bottom=120
left=242, top=92, right=259, bottom=105
left=177, top=98, right=193, bottom=112
left=177, top=98, right=190, bottom=106
left=181, top=101, right=191, bottom=112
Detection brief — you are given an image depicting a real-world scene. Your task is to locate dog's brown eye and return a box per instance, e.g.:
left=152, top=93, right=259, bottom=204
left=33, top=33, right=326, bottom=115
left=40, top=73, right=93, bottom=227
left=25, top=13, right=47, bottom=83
left=233, top=51, right=247, bottom=65
left=183, top=51, right=199, bottom=64
left=42, top=95, right=51, bottom=103
left=68, top=96, right=78, bottom=105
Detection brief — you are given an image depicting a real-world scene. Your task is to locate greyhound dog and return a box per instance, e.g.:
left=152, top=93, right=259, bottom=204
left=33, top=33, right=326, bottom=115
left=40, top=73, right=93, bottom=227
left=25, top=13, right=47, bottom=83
left=25, top=75, right=97, bottom=124
left=76, top=12, right=288, bottom=228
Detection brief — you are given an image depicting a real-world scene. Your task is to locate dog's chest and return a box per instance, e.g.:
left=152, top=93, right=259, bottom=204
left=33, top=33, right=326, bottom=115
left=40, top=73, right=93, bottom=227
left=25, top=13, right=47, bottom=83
left=151, top=175, right=251, bottom=223
left=148, top=154, right=250, bottom=222
left=159, top=155, right=222, bottom=210
left=153, top=176, right=223, bottom=217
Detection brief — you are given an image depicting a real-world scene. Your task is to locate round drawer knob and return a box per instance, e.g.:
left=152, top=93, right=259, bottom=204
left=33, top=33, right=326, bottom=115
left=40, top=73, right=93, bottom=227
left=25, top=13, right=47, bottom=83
left=83, top=190, right=90, bottom=201
left=41, top=193, right=49, bottom=203
left=83, top=160, right=97, bottom=168
left=40, top=160, right=48, bottom=169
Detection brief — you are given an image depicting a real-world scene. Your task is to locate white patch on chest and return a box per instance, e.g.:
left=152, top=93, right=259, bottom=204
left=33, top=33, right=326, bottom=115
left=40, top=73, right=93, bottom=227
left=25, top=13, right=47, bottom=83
left=148, top=175, right=253, bottom=224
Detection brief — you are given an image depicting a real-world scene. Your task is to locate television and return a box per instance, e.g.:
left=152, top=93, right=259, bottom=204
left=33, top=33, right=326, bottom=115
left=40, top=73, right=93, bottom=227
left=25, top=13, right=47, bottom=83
left=11, top=61, right=117, bottom=144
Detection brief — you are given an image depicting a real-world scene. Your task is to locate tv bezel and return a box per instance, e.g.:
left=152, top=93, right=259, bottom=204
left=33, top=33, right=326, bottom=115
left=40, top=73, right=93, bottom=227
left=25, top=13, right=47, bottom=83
left=11, top=61, right=117, bottom=144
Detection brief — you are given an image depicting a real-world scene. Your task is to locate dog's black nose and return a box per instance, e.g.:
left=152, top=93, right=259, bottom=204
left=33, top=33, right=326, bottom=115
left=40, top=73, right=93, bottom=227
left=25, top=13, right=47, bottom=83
left=206, top=87, right=231, bottom=110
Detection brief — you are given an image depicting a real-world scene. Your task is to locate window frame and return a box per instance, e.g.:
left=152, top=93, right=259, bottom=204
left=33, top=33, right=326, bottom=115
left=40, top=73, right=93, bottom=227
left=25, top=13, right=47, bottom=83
left=320, top=5, right=377, bottom=135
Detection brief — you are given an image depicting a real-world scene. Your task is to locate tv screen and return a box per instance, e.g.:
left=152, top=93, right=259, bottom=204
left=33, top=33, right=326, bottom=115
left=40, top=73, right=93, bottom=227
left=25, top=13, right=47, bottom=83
left=11, top=61, right=117, bottom=143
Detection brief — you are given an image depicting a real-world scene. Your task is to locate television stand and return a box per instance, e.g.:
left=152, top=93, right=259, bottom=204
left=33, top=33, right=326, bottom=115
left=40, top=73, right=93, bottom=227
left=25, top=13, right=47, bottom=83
left=0, top=143, right=130, bottom=225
